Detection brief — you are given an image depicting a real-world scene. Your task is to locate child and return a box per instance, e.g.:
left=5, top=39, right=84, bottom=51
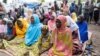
left=39, top=25, right=53, bottom=56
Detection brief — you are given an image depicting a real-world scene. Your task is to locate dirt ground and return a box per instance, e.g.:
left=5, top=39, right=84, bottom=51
left=89, top=24, right=100, bottom=55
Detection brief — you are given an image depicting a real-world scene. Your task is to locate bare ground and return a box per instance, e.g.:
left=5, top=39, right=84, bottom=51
left=89, top=24, right=100, bottom=55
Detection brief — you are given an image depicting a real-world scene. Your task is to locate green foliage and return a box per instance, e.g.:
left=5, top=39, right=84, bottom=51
left=3, top=0, right=7, bottom=3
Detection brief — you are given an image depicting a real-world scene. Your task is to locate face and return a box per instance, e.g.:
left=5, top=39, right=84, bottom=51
left=2, top=20, right=6, bottom=25
left=78, top=16, right=83, bottom=22
left=8, top=23, right=13, bottom=28
left=41, top=28, right=48, bottom=35
left=50, top=16, right=54, bottom=20
left=56, top=19, right=62, bottom=28
left=30, top=16, right=34, bottom=24
left=17, top=20, right=23, bottom=29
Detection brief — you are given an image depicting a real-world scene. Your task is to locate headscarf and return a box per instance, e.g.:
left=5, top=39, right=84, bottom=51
left=48, top=16, right=56, bottom=31
left=57, top=15, right=67, bottom=29
left=71, top=12, right=77, bottom=22
left=25, top=14, right=43, bottom=46
left=48, top=15, right=73, bottom=56
left=15, top=18, right=29, bottom=38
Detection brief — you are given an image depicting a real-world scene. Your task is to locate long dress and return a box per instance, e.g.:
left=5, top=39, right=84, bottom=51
left=48, top=15, right=73, bottom=56
left=25, top=14, right=43, bottom=56
left=3, top=18, right=29, bottom=56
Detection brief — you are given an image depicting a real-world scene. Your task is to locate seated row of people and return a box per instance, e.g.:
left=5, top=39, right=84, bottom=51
left=0, top=12, right=88, bottom=56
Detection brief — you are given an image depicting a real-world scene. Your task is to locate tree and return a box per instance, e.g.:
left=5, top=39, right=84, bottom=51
left=3, top=0, right=7, bottom=3
left=78, top=0, right=81, bottom=5
left=97, top=0, right=100, bottom=3
left=40, top=0, right=45, bottom=3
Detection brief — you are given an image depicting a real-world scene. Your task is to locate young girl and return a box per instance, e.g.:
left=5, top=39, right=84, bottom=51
left=39, top=25, right=53, bottom=56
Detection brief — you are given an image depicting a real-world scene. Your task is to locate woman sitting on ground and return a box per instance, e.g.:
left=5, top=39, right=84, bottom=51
left=5, top=20, right=16, bottom=41
left=48, top=15, right=73, bottom=56
left=25, top=14, right=43, bottom=56
left=77, top=15, right=88, bottom=43
left=15, top=18, right=28, bottom=38
left=39, top=25, right=53, bottom=56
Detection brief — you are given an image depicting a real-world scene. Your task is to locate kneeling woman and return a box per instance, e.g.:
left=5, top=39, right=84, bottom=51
left=25, top=14, right=43, bottom=56
left=48, top=15, right=73, bottom=56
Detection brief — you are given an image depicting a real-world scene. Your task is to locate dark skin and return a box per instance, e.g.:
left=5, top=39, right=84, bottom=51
left=56, top=19, right=62, bottom=29
left=5, top=22, right=16, bottom=41
left=30, top=16, right=34, bottom=24
left=41, top=28, right=48, bottom=36
left=8, top=22, right=13, bottom=28
left=39, top=28, right=53, bottom=55
left=77, top=15, right=84, bottom=23
left=50, top=15, right=54, bottom=20
left=17, top=20, right=23, bottom=29
left=2, top=20, right=6, bottom=25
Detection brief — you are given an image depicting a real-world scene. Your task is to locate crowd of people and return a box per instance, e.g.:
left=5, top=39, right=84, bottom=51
left=0, top=0, right=98, bottom=56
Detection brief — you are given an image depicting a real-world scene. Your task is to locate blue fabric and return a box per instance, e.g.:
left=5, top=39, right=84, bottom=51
left=70, top=3, right=76, bottom=13
left=26, top=3, right=40, bottom=9
left=77, top=21, right=88, bottom=43
left=25, top=14, right=43, bottom=46
left=7, top=27, right=13, bottom=35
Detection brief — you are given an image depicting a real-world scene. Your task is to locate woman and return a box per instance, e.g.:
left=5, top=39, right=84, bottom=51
left=48, top=15, right=73, bottom=56
left=15, top=18, right=28, bottom=38
left=25, top=14, right=43, bottom=56
left=6, top=20, right=16, bottom=41
left=71, top=12, right=77, bottom=22
left=77, top=15, right=88, bottom=43
left=48, top=15, right=56, bottom=32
